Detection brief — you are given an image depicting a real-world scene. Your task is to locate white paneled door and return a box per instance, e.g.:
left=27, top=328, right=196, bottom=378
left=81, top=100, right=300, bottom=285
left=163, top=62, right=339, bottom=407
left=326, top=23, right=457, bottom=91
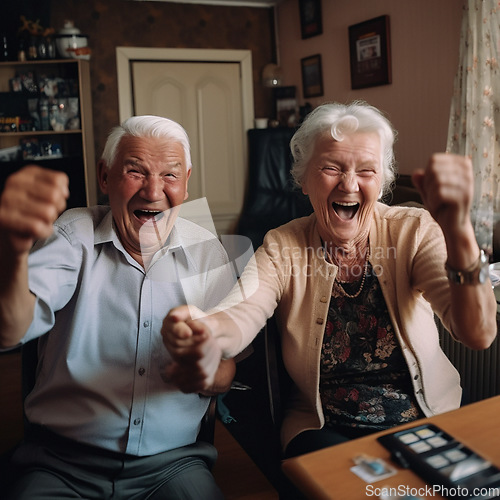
left=116, top=47, right=254, bottom=234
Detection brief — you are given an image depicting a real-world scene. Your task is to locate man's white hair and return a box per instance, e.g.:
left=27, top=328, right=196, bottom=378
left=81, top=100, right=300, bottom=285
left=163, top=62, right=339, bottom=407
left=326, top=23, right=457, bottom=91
left=101, top=115, right=192, bottom=170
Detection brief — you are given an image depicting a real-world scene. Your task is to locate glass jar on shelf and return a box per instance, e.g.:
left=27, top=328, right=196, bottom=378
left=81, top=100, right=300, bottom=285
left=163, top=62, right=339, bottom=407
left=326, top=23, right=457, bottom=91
left=27, top=35, right=38, bottom=60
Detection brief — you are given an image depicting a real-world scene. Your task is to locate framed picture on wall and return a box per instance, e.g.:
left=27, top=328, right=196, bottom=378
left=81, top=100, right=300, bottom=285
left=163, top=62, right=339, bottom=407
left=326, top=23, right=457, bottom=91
left=299, top=0, right=323, bottom=39
left=301, top=54, right=323, bottom=98
left=348, top=15, right=392, bottom=89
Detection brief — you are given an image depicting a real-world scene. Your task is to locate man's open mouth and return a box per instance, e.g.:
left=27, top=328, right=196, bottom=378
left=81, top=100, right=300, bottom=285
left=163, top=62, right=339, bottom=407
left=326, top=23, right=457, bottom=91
left=134, top=210, right=164, bottom=223
left=332, top=201, right=360, bottom=221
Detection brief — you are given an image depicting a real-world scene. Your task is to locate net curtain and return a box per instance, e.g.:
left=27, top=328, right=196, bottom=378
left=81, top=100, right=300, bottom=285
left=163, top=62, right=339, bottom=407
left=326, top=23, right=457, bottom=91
left=446, top=0, right=500, bottom=255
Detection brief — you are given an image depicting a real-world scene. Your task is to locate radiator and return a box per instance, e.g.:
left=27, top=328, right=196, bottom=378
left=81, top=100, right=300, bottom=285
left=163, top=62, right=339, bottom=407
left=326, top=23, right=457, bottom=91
left=438, top=319, right=500, bottom=403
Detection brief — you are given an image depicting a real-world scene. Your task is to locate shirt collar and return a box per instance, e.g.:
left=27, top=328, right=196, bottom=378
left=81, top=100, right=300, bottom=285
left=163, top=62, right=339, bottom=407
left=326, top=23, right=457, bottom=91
left=93, top=209, right=190, bottom=269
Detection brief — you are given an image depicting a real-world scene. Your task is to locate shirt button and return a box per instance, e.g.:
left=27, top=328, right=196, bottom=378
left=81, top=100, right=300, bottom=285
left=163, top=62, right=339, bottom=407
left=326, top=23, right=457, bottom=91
left=316, top=318, right=324, bottom=325
left=134, top=418, right=141, bottom=425
left=138, top=367, right=145, bottom=376
left=143, top=321, right=150, bottom=328
left=320, top=296, right=328, bottom=303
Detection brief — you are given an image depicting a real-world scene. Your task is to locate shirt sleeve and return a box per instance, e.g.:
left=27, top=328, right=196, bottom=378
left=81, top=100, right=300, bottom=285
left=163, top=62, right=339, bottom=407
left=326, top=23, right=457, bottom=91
left=24, top=228, right=82, bottom=343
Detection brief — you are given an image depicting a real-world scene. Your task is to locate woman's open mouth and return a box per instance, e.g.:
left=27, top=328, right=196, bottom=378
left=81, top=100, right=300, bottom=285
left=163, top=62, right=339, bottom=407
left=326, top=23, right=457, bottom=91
left=331, top=201, right=360, bottom=221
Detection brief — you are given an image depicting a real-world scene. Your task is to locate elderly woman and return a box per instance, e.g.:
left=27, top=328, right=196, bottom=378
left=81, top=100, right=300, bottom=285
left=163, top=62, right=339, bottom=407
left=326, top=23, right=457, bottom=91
left=163, top=101, right=497, bottom=457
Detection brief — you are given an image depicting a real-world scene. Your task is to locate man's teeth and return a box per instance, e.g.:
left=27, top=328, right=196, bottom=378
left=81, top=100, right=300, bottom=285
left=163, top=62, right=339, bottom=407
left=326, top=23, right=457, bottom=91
left=135, top=210, right=162, bottom=220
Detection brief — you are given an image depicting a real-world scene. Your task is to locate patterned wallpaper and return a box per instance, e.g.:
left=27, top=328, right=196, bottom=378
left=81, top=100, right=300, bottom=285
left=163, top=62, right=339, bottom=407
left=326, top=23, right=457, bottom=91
left=49, top=0, right=275, bottom=165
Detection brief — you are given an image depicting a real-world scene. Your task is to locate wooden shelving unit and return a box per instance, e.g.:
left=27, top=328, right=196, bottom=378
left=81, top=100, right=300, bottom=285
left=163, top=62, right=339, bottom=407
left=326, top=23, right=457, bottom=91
left=0, top=59, right=96, bottom=208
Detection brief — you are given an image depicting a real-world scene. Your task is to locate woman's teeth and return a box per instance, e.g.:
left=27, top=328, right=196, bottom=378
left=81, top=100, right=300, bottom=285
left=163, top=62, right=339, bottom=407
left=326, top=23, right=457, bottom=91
left=332, top=201, right=360, bottom=220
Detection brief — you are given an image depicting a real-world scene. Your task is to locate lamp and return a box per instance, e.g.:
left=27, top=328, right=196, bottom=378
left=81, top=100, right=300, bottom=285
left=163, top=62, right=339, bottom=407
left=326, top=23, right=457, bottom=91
left=261, top=63, right=283, bottom=87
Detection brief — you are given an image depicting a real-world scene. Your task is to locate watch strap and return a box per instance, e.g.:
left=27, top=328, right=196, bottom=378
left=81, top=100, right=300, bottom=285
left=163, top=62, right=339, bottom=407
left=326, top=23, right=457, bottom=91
left=445, top=250, right=488, bottom=285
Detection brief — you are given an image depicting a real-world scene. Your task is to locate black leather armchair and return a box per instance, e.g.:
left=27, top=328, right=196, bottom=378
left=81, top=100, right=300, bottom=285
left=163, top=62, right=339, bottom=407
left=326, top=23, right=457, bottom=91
left=236, top=128, right=313, bottom=250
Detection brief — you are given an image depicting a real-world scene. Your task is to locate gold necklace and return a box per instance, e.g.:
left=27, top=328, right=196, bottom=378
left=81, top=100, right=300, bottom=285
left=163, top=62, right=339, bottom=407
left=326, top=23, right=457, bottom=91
left=330, top=245, right=370, bottom=299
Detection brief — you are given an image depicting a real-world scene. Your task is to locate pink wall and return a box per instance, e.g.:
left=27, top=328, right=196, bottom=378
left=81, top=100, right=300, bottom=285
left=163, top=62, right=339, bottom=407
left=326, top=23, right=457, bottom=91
left=276, top=0, right=463, bottom=175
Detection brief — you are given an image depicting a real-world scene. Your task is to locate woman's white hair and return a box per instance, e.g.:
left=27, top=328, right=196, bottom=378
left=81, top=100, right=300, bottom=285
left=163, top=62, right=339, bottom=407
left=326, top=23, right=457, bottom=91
left=101, top=115, right=192, bottom=170
left=290, top=101, right=397, bottom=198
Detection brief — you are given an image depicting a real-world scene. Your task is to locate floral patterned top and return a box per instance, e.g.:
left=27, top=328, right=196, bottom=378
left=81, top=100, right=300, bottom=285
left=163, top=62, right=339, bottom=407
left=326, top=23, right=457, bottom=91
left=320, top=261, right=424, bottom=431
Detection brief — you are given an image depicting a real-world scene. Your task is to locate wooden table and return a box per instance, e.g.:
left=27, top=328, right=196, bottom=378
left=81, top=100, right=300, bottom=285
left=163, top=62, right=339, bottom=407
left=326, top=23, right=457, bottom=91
left=282, top=396, right=500, bottom=499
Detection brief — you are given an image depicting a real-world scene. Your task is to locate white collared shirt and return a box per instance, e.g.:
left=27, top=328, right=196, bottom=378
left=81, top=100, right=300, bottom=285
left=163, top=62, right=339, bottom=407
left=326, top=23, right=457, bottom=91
left=23, top=206, right=236, bottom=456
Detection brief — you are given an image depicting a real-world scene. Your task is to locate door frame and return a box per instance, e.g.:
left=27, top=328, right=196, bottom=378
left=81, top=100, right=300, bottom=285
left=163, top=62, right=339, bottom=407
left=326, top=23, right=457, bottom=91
left=116, top=47, right=254, bottom=233
left=116, top=46, right=254, bottom=132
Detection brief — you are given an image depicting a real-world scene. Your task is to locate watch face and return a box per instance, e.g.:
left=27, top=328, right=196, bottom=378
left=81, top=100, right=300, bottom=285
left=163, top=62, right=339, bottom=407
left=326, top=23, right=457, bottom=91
left=480, top=266, right=489, bottom=284
left=479, top=251, right=489, bottom=284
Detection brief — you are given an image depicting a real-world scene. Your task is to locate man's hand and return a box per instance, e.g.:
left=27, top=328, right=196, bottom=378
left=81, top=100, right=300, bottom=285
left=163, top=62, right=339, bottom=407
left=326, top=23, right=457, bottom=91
left=0, top=166, right=69, bottom=255
left=0, top=166, right=68, bottom=348
left=162, top=305, right=223, bottom=393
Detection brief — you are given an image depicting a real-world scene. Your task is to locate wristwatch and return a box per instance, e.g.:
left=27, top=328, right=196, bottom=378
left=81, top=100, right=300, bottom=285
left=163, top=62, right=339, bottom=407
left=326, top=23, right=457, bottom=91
left=445, top=249, right=489, bottom=285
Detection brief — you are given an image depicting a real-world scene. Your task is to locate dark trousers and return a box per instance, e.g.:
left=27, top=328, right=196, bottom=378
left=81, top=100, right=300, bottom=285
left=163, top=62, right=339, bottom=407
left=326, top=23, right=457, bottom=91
left=4, top=426, right=224, bottom=500
left=284, top=425, right=377, bottom=459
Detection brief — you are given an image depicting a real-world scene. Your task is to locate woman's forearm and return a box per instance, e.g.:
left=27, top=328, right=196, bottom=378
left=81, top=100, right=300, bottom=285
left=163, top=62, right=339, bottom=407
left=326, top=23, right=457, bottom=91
left=199, top=358, right=236, bottom=396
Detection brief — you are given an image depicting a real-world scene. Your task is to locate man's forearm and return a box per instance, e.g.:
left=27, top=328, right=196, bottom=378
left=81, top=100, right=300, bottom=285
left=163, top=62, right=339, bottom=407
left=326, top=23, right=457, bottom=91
left=0, top=250, right=35, bottom=348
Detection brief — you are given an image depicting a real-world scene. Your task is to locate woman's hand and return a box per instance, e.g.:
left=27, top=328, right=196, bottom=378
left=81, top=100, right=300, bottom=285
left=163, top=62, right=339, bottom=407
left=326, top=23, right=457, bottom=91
left=162, top=305, right=223, bottom=393
left=412, top=153, right=479, bottom=270
left=412, top=153, right=473, bottom=239
left=413, top=153, right=497, bottom=349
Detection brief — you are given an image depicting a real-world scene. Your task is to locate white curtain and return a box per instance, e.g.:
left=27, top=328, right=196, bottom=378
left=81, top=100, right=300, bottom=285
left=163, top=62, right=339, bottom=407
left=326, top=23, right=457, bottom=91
left=447, top=0, right=500, bottom=254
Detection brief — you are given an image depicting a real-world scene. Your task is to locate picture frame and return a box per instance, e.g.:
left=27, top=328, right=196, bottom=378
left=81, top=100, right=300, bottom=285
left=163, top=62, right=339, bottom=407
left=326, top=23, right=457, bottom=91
left=348, top=15, right=392, bottom=89
left=299, top=0, right=323, bottom=39
left=301, top=54, right=323, bottom=99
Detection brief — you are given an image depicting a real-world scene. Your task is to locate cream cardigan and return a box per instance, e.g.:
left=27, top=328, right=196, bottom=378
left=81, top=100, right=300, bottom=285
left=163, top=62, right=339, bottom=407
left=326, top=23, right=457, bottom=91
left=212, top=203, right=461, bottom=450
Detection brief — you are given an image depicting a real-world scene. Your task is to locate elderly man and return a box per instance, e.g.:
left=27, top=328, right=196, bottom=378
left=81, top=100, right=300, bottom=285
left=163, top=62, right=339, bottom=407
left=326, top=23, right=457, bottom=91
left=0, top=115, right=235, bottom=499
